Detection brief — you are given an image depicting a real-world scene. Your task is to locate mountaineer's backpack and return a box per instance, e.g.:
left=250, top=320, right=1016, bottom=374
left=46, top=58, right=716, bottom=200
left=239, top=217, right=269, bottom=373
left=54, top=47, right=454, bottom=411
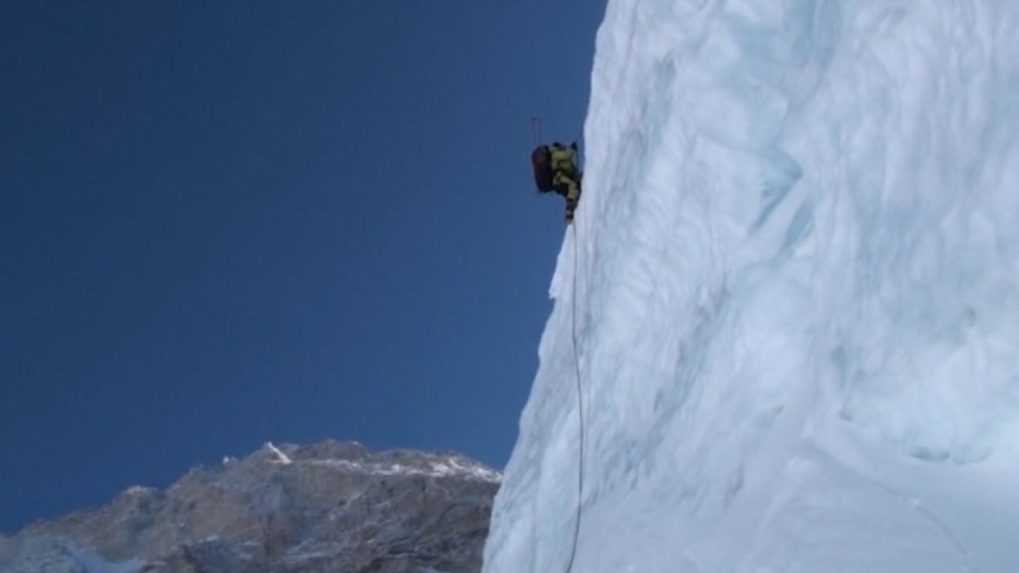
left=531, top=145, right=555, bottom=193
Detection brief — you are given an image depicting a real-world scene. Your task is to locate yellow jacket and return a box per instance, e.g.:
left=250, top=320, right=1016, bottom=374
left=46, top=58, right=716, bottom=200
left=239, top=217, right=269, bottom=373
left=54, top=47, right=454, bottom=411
left=549, top=144, right=578, bottom=177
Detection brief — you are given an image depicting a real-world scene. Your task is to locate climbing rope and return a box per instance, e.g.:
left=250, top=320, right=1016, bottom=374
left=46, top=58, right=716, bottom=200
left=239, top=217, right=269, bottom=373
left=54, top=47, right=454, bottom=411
left=531, top=117, right=544, bottom=147
left=563, top=222, right=586, bottom=573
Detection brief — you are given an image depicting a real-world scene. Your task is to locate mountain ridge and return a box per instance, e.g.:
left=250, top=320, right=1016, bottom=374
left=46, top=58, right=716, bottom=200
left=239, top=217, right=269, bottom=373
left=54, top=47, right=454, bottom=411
left=3, top=440, right=499, bottom=573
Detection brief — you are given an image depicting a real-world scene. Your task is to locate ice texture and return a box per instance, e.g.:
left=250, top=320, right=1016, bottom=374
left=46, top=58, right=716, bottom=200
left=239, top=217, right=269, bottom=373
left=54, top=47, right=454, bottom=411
left=484, top=1, right=1019, bottom=571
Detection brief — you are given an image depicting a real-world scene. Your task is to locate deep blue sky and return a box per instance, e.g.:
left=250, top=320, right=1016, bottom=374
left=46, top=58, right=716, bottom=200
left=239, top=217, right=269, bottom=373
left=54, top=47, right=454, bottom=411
left=1, top=1, right=605, bottom=532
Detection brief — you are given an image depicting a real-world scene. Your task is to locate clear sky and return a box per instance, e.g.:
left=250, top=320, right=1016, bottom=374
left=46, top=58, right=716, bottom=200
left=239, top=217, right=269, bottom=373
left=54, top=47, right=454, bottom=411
left=1, top=1, right=606, bottom=533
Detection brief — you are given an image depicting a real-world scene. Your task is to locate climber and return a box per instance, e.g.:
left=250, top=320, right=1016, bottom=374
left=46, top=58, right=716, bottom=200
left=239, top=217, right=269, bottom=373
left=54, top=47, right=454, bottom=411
left=531, top=141, right=582, bottom=223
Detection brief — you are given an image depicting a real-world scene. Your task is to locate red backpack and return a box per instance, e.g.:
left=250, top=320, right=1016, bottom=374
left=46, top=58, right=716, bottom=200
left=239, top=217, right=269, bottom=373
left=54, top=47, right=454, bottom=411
left=531, top=145, right=555, bottom=193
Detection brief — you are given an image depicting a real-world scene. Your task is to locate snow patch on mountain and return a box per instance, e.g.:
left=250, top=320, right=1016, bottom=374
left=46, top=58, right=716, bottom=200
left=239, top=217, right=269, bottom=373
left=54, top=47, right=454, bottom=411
left=265, top=441, right=293, bottom=465
left=308, top=457, right=501, bottom=483
left=256, top=441, right=501, bottom=483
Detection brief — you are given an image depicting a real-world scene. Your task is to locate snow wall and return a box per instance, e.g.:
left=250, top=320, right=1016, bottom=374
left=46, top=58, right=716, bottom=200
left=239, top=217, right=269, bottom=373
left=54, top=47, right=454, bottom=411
left=484, top=1, right=1019, bottom=572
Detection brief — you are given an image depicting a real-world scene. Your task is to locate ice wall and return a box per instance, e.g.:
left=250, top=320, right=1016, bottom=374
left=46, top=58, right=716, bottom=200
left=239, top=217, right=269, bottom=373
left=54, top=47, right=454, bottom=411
left=485, top=1, right=1019, bottom=571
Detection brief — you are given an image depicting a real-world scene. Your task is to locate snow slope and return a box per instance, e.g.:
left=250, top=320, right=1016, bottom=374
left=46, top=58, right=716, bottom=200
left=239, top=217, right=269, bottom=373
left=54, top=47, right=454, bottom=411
left=484, top=1, right=1019, bottom=571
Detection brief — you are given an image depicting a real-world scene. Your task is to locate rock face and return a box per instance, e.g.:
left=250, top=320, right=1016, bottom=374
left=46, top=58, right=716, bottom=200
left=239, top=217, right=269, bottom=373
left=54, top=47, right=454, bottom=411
left=1, top=441, right=500, bottom=573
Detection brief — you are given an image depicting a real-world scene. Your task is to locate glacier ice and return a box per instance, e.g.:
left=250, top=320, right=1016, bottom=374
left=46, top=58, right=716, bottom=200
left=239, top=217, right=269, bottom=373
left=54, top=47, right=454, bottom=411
left=484, top=1, right=1019, bottom=572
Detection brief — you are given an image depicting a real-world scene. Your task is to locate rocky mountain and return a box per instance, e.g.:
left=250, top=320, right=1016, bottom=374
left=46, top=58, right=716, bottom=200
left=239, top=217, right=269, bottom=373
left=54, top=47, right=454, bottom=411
left=0, top=441, right=500, bottom=573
